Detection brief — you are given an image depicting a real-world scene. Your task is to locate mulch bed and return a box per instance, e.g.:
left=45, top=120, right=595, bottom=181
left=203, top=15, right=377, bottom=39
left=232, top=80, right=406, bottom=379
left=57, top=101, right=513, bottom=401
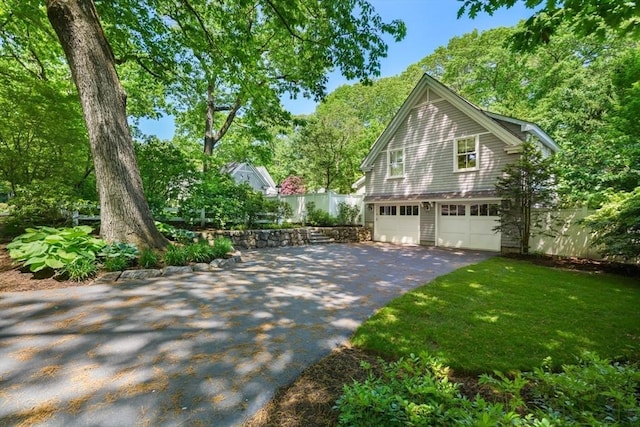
left=241, top=345, right=383, bottom=427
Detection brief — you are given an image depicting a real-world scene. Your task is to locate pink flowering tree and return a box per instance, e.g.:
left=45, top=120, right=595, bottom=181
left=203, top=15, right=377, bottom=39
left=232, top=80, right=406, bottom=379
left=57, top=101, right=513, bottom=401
left=279, top=176, right=306, bottom=195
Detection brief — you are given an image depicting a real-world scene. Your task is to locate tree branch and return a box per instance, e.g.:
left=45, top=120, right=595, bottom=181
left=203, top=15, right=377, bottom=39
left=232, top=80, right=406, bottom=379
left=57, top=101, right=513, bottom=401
left=27, top=46, right=47, bottom=80
left=213, top=97, right=242, bottom=143
left=181, top=0, right=216, bottom=50
left=263, top=0, right=305, bottom=42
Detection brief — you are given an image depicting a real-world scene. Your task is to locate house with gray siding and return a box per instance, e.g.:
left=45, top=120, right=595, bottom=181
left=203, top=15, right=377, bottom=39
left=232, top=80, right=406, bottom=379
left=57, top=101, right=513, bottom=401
left=360, top=74, right=558, bottom=252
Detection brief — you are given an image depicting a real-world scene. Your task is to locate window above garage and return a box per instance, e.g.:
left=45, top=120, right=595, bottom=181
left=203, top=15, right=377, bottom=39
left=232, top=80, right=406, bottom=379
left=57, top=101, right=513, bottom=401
left=387, top=148, right=405, bottom=178
left=454, top=135, right=479, bottom=172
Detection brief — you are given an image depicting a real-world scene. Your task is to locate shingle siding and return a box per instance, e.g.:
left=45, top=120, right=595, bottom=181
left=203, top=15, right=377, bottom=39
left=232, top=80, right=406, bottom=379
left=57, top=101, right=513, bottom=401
left=366, top=99, right=519, bottom=198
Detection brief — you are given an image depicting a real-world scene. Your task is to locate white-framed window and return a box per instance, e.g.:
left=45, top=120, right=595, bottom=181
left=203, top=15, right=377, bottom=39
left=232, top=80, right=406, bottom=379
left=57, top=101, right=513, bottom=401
left=454, top=136, right=479, bottom=172
left=441, top=204, right=467, bottom=216
left=399, top=205, right=419, bottom=216
left=379, top=205, right=397, bottom=216
left=470, top=203, right=500, bottom=217
left=388, top=148, right=404, bottom=177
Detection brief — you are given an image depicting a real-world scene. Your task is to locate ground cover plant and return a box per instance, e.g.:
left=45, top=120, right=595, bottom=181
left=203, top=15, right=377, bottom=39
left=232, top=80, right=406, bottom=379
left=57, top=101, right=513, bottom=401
left=5, top=224, right=235, bottom=283
left=335, top=351, right=639, bottom=426
left=351, top=257, right=640, bottom=374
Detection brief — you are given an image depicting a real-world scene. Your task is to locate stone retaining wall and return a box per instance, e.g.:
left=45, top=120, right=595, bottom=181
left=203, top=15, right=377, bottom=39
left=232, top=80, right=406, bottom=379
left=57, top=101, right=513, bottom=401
left=200, top=227, right=371, bottom=250
left=310, top=226, right=372, bottom=243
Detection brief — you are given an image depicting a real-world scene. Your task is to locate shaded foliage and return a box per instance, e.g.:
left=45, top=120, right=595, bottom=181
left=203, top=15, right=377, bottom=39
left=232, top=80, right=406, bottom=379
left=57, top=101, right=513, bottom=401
left=583, top=189, right=640, bottom=261
left=494, top=142, right=558, bottom=255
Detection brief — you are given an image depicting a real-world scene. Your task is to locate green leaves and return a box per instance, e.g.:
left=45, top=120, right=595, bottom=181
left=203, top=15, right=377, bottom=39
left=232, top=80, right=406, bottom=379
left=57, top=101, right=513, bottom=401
left=336, top=351, right=639, bottom=426
left=583, top=188, right=640, bottom=260
left=7, top=226, right=105, bottom=272
left=459, top=0, right=640, bottom=50
left=494, top=141, right=558, bottom=254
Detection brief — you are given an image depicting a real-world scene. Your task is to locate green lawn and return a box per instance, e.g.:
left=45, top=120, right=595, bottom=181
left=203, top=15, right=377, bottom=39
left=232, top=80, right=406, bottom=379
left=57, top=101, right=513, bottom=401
left=351, top=257, right=640, bottom=374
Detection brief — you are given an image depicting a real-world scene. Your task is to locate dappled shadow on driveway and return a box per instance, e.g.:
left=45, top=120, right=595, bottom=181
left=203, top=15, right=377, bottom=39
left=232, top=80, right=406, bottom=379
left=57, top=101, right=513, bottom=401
left=0, top=243, right=492, bottom=426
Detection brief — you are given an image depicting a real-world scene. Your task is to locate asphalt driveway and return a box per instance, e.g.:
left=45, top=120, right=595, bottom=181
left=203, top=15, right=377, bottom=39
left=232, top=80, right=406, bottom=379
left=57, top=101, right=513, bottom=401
left=0, top=243, right=493, bottom=426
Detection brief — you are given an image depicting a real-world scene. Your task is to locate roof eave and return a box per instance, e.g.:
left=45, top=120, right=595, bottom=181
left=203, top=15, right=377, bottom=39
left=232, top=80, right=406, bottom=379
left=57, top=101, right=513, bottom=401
left=485, top=112, right=559, bottom=153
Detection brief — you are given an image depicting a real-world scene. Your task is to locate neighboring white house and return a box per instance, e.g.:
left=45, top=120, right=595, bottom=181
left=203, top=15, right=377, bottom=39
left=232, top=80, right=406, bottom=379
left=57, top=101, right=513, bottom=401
left=351, top=176, right=366, bottom=195
left=360, top=73, right=559, bottom=252
left=223, top=162, right=278, bottom=196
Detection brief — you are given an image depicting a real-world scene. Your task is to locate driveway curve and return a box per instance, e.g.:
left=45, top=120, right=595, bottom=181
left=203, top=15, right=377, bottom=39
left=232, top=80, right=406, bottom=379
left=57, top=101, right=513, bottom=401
left=0, top=243, right=492, bottom=426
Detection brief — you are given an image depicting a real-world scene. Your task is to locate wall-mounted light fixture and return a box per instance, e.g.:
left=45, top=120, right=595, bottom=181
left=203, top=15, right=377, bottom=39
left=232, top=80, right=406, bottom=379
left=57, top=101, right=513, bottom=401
left=421, top=201, right=433, bottom=210
left=367, top=204, right=374, bottom=212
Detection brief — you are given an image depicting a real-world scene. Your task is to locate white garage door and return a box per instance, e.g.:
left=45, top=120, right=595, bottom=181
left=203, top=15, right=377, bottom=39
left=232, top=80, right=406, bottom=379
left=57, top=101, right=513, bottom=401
left=374, top=204, right=420, bottom=244
left=437, top=202, right=501, bottom=251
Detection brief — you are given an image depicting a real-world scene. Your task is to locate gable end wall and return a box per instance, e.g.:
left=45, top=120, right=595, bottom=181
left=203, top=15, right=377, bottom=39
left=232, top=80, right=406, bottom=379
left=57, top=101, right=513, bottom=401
left=365, top=99, right=520, bottom=198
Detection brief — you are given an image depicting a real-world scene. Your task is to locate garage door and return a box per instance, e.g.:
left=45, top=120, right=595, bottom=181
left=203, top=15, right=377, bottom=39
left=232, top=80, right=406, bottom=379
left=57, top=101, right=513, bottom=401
left=437, top=202, right=501, bottom=251
left=374, top=204, right=420, bottom=244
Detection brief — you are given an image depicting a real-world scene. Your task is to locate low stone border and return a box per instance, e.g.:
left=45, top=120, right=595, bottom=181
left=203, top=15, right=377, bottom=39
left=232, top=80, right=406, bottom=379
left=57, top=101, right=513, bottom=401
left=94, top=251, right=242, bottom=284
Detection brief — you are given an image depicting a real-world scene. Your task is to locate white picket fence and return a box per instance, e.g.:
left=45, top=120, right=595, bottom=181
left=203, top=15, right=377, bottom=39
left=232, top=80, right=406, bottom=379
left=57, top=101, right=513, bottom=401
left=275, top=191, right=364, bottom=224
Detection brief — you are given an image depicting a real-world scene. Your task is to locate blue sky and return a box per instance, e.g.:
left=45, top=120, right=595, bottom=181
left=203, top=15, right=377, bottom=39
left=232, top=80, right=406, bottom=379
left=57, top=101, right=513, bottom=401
left=138, top=0, right=532, bottom=139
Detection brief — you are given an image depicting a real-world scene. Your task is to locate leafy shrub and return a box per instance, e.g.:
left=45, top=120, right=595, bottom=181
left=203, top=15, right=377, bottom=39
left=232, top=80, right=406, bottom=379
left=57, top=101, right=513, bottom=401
left=7, top=226, right=105, bottom=272
left=99, top=242, right=138, bottom=271
left=154, top=221, right=197, bottom=243
left=527, top=352, right=640, bottom=425
left=59, top=258, right=98, bottom=282
left=261, top=199, right=294, bottom=225
left=135, top=137, right=198, bottom=216
left=335, top=353, right=472, bottom=426
left=5, top=182, right=91, bottom=235
left=179, top=172, right=244, bottom=228
left=186, top=241, right=216, bottom=263
left=179, top=172, right=277, bottom=228
left=138, top=248, right=160, bottom=269
left=335, top=352, right=640, bottom=426
left=336, top=202, right=360, bottom=225
left=163, top=244, right=189, bottom=266
left=103, top=256, right=129, bottom=272
left=100, top=242, right=139, bottom=261
left=583, top=188, right=640, bottom=260
left=211, top=237, right=233, bottom=258
left=305, top=202, right=337, bottom=226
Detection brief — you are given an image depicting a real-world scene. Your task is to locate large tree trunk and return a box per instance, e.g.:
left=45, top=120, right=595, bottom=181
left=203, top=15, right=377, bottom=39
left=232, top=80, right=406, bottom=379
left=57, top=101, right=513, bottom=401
left=46, top=0, right=166, bottom=249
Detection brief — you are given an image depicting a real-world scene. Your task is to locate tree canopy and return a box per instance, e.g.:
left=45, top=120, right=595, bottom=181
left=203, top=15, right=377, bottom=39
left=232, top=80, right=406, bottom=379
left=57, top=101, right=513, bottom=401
left=458, top=0, right=640, bottom=50
left=1, top=0, right=407, bottom=246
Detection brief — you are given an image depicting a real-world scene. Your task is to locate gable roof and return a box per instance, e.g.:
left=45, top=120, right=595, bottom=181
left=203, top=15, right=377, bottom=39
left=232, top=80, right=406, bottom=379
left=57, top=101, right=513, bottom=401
left=255, top=166, right=277, bottom=189
left=222, top=162, right=277, bottom=194
left=360, top=73, right=558, bottom=172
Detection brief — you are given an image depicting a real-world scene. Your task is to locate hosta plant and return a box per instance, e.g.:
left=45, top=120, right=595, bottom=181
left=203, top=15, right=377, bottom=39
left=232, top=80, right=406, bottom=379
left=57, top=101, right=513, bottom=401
left=7, top=226, right=105, bottom=272
left=155, top=221, right=197, bottom=243
left=99, top=242, right=139, bottom=261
